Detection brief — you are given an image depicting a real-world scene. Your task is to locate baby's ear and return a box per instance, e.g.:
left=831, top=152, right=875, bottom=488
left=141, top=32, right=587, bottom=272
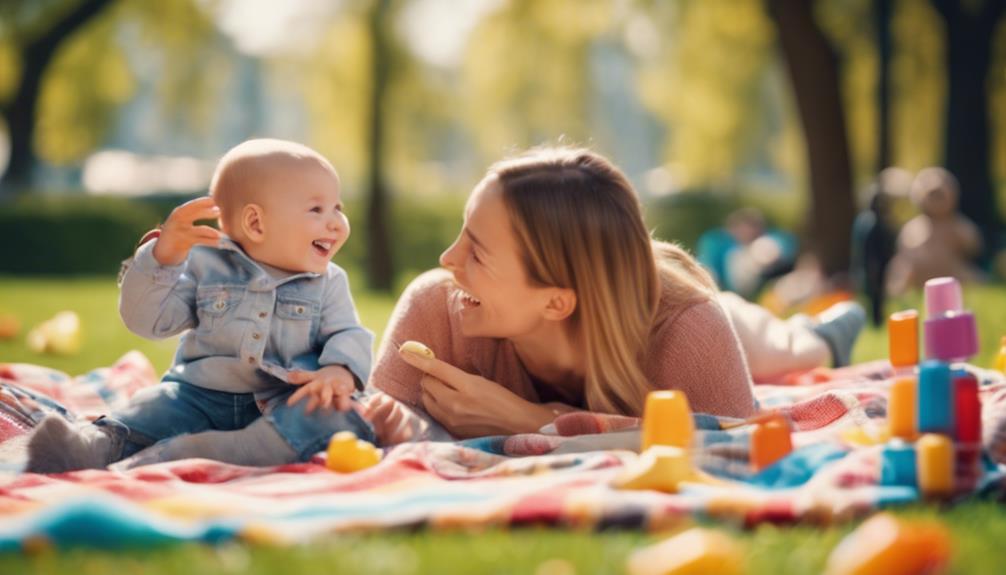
left=241, top=203, right=266, bottom=242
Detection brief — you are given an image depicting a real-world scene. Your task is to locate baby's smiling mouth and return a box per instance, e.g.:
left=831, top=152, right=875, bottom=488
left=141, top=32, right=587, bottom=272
left=312, top=239, right=334, bottom=256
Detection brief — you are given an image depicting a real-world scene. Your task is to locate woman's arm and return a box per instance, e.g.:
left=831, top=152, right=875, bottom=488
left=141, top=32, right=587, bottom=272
left=368, top=270, right=455, bottom=407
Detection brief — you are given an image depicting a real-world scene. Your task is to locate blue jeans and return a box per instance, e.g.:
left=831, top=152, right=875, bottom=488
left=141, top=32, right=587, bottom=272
left=94, top=380, right=374, bottom=462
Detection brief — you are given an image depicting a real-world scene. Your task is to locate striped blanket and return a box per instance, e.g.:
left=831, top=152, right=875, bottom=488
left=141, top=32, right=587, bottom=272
left=0, top=352, right=1004, bottom=550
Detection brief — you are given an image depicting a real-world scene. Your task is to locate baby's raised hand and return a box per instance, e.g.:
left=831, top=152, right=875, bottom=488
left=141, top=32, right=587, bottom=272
left=152, top=196, right=223, bottom=266
left=286, top=365, right=357, bottom=413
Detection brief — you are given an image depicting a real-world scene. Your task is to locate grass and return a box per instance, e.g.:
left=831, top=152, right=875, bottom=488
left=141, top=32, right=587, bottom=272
left=0, top=276, right=398, bottom=375
left=1, top=276, right=1005, bottom=574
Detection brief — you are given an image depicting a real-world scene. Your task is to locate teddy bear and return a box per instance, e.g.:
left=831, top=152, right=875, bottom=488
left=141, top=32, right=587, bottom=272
left=886, top=167, right=983, bottom=295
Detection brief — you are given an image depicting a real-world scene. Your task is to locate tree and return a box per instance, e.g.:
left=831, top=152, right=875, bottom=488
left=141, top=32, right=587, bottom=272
left=633, top=0, right=775, bottom=188
left=366, top=0, right=394, bottom=291
left=767, top=0, right=855, bottom=277
left=0, top=0, right=116, bottom=194
left=930, top=0, right=1006, bottom=255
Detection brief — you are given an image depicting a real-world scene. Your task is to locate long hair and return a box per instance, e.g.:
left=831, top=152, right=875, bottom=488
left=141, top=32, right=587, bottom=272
left=489, top=147, right=717, bottom=415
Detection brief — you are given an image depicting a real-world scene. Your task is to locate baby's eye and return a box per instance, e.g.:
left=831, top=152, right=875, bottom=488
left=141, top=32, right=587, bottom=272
left=310, top=206, right=323, bottom=214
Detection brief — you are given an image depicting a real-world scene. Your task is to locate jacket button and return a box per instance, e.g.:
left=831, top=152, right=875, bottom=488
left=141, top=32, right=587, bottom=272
left=259, top=312, right=268, bottom=319
left=296, top=306, right=305, bottom=314
left=252, top=333, right=261, bottom=340
left=247, top=357, right=255, bottom=364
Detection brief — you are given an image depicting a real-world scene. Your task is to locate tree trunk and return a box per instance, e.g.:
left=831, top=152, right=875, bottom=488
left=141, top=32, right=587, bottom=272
left=0, top=0, right=116, bottom=196
left=365, top=0, right=394, bottom=291
left=931, top=0, right=1005, bottom=259
left=766, top=0, right=856, bottom=277
left=875, top=0, right=893, bottom=172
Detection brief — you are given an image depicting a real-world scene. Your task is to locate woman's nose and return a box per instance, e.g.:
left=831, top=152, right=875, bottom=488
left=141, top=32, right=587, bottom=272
left=439, top=240, right=460, bottom=269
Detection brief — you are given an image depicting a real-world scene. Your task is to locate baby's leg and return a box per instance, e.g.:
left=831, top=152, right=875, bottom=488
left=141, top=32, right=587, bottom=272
left=264, top=392, right=375, bottom=461
left=25, top=381, right=224, bottom=473
left=25, top=416, right=116, bottom=473
left=114, top=417, right=297, bottom=469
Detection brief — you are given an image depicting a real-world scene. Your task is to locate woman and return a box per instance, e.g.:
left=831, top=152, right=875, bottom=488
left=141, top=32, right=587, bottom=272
left=365, top=147, right=862, bottom=443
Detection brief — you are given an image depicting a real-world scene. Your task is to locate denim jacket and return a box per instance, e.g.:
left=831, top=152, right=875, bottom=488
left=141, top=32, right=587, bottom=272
left=118, top=237, right=373, bottom=399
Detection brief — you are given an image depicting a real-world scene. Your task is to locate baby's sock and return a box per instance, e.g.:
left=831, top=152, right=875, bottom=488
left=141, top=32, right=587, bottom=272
left=114, top=417, right=297, bottom=469
left=25, top=415, right=114, bottom=473
left=811, top=300, right=867, bottom=368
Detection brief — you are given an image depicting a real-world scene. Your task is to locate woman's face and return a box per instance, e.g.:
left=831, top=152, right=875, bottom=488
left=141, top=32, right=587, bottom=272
left=439, top=177, right=556, bottom=338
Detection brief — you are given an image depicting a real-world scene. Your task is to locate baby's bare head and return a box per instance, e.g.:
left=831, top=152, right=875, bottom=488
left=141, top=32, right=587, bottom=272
left=210, top=138, right=339, bottom=238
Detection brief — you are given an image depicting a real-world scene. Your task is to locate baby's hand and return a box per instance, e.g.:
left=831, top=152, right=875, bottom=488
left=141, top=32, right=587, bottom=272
left=152, top=196, right=223, bottom=266
left=286, top=365, right=357, bottom=413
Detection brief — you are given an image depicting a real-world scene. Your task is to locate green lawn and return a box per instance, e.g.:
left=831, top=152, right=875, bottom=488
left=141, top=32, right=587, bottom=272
left=1, top=277, right=1005, bottom=574
left=0, top=276, right=398, bottom=375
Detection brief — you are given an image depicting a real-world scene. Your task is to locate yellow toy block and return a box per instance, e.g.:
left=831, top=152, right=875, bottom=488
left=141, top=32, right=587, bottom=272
left=612, top=446, right=729, bottom=493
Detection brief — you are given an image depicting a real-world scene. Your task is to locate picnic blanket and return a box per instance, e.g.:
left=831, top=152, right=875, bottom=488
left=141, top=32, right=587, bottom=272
left=1, top=352, right=1005, bottom=551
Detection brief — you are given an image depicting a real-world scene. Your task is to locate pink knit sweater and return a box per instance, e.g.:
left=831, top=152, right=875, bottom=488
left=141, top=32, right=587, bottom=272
left=371, top=269, right=756, bottom=419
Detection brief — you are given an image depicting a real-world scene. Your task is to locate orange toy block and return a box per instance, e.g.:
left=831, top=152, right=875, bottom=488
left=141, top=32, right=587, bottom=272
left=888, top=377, right=917, bottom=440
left=824, top=513, right=951, bottom=575
left=751, top=415, right=792, bottom=471
left=888, top=310, right=919, bottom=368
left=627, top=527, right=745, bottom=575
left=641, top=390, right=694, bottom=451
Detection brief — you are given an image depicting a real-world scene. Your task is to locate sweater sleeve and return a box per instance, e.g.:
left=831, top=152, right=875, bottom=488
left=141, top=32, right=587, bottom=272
left=649, top=298, right=757, bottom=418
left=368, top=269, right=455, bottom=407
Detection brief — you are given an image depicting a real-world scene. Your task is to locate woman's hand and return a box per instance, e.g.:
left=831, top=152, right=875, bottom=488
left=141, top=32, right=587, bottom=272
left=399, top=349, right=556, bottom=437
left=152, top=196, right=223, bottom=266
left=360, top=392, right=429, bottom=445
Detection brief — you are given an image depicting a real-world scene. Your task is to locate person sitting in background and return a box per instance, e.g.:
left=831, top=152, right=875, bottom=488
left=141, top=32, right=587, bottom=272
left=697, top=207, right=797, bottom=300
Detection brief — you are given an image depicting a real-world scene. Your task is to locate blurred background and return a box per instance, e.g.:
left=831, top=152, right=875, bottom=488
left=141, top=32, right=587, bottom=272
left=1, top=0, right=1006, bottom=371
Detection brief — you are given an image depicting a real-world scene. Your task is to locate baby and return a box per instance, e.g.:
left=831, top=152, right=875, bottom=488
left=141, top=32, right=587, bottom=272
left=27, top=138, right=374, bottom=472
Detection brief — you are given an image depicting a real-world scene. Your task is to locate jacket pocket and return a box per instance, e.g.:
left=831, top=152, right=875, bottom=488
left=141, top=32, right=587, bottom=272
left=274, top=296, right=319, bottom=354
left=195, top=285, right=243, bottom=332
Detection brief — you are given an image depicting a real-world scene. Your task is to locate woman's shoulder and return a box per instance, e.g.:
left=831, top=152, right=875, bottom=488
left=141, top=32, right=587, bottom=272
left=652, top=294, right=727, bottom=334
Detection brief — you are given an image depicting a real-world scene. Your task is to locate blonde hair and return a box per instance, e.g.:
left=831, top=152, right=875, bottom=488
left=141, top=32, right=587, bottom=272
left=490, top=147, right=716, bottom=416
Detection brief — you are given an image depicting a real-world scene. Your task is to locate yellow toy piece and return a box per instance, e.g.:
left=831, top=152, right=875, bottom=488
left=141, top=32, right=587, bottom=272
left=916, top=434, right=954, bottom=499
left=399, top=340, right=435, bottom=359
left=627, top=527, right=745, bottom=575
left=840, top=424, right=891, bottom=447
left=26, top=311, right=81, bottom=355
left=994, top=336, right=1006, bottom=373
left=326, top=431, right=382, bottom=473
left=824, top=513, right=951, bottom=575
left=612, top=446, right=730, bottom=493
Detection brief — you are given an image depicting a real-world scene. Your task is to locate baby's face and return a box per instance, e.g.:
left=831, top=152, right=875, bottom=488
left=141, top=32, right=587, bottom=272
left=256, top=165, right=349, bottom=274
